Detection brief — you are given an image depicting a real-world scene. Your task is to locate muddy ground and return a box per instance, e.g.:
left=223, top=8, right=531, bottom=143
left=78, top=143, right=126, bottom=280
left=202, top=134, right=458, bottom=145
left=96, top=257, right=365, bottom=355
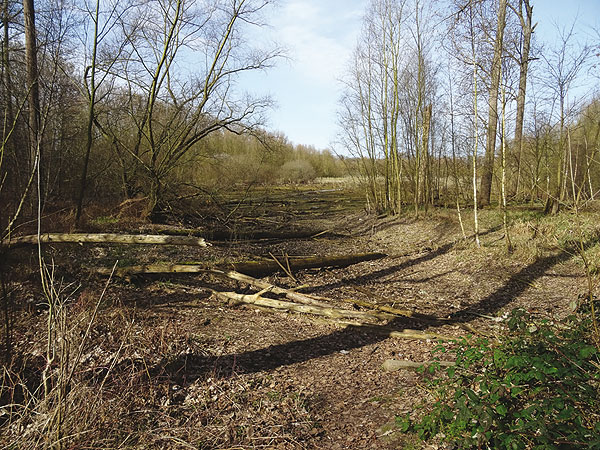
left=2, top=187, right=595, bottom=449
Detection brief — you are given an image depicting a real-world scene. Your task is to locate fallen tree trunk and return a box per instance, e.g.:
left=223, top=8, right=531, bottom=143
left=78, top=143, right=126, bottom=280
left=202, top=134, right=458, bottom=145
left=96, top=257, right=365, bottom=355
left=96, top=252, right=386, bottom=278
left=217, top=292, right=453, bottom=340
left=304, top=316, right=455, bottom=340
left=340, top=297, right=452, bottom=324
left=214, top=291, right=393, bottom=322
left=231, top=253, right=386, bottom=276
left=207, top=229, right=330, bottom=241
left=341, top=298, right=415, bottom=318
left=2, top=233, right=208, bottom=248
left=332, top=321, right=453, bottom=340
left=208, top=269, right=332, bottom=307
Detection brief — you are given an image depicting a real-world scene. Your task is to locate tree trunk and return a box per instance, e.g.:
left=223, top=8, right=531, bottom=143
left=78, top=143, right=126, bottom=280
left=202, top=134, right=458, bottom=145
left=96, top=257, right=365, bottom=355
left=94, top=252, right=387, bottom=278
left=479, top=0, right=507, bottom=207
left=512, top=0, right=534, bottom=198
left=23, top=0, right=40, bottom=173
left=1, top=0, right=14, bottom=168
left=75, top=0, right=100, bottom=224
left=215, top=290, right=392, bottom=322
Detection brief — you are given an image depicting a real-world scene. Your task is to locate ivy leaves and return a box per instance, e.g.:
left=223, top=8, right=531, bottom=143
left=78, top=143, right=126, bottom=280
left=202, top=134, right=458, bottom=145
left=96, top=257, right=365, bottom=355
left=401, top=309, right=600, bottom=449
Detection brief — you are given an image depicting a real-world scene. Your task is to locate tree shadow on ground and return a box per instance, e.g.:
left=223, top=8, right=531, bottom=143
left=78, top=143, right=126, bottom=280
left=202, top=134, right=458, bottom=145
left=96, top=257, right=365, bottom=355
left=304, top=226, right=500, bottom=294
left=149, top=233, right=598, bottom=388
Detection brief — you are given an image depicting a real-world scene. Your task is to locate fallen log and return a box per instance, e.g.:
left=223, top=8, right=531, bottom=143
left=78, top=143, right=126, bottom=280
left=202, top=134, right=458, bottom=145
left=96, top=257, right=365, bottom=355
left=214, top=291, right=392, bottom=322
left=219, top=296, right=453, bottom=341
left=2, top=233, right=208, bottom=248
left=96, top=252, right=386, bottom=278
left=340, top=322, right=453, bottom=340
left=206, top=229, right=329, bottom=241
left=231, top=252, right=386, bottom=276
left=340, top=297, right=454, bottom=324
left=341, top=298, right=415, bottom=318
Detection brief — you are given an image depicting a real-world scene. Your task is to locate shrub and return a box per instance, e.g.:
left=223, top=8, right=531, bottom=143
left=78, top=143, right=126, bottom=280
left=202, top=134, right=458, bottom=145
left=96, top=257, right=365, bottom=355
left=279, top=160, right=316, bottom=184
left=399, top=308, right=600, bottom=449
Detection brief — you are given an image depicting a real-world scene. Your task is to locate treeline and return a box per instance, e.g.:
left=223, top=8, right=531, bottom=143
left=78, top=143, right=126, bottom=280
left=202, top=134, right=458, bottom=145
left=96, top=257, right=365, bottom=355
left=2, top=0, right=599, bottom=237
left=171, top=131, right=346, bottom=189
left=337, top=0, right=599, bottom=215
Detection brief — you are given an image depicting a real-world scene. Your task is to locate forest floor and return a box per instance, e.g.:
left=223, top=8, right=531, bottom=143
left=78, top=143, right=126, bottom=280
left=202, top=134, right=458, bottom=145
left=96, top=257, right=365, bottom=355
left=2, top=184, right=598, bottom=449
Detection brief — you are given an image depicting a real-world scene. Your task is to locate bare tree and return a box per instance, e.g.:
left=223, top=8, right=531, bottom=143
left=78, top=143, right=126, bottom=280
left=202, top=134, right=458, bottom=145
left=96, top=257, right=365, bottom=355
left=99, top=0, right=281, bottom=214
left=338, top=0, right=439, bottom=215
left=338, top=0, right=409, bottom=214
left=23, top=0, right=41, bottom=172
left=541, top=21, right=591, bottom=214
left=74, top=0, right=132, bottom=223
left=470, top=4, right=481, bottom=247
left=509, top=0, right=534, bottom=197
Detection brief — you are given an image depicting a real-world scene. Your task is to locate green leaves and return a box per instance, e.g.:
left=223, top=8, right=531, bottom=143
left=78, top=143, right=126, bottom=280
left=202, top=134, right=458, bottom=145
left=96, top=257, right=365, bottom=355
left=400, top=308, right=600, bottom=449
left=495, top=404, right=508, bottom=417
left=579, top=344, right=597, bottom=358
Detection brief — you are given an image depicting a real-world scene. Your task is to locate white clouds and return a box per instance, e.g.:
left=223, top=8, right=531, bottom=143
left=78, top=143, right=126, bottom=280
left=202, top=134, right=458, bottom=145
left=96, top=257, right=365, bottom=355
left=242, top=0, right=600, bottom=150
left=239, top=0, right=367, bottom=149
left=275, top=0, right=365, bottom=84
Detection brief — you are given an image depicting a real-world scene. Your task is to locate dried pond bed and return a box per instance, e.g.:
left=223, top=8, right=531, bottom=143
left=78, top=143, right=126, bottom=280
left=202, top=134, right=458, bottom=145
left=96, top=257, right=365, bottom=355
left=1, top=191, right=593, bottom=449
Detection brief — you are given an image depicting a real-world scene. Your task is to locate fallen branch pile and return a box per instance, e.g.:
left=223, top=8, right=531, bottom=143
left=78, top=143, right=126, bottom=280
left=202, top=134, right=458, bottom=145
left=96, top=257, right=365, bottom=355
left=21, top=232, right=454, bottom=341
left=207, top=270, right=453, bottom=341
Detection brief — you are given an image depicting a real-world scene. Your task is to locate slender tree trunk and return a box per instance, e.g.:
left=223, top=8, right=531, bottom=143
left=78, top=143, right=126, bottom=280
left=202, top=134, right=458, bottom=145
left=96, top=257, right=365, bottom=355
left=75, top=0, right=100, bottom=224
left=2, top=0, right=14, bottom=153
left=473, top=63, right=480, bottom=248
left=513, top=0, right=534, bottom=198
left=23, top=0, right=40, bottom=173
left=501, top=84, right=512, bottom=253
left=548, top=98, right=566, bottom=215
left=448, top=72, right=466, bottom=239
left=422, top=103, right=432, bottom=212
left=479, top=0, right=507, bottom=207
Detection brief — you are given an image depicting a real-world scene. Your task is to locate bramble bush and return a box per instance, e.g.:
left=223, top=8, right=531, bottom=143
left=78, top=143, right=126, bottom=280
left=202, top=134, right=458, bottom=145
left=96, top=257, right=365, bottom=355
left=399, top=308, right=600, bottom=449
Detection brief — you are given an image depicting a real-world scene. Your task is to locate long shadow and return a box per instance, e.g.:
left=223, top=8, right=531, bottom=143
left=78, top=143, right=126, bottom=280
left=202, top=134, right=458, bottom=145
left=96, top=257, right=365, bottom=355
left=448, top=238, right=597, bottom=322
left=151, top=314, right=417, bottom=386
left=305, top=226, right=500, bottom=294
left=149, top=232, right=598, bottom=387
left=303, top=242, right=456, bottom=295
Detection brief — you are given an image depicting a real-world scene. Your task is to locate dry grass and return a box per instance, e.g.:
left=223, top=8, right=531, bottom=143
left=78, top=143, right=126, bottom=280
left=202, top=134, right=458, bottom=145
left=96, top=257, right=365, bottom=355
left=0, top=280, right=320, bottom=450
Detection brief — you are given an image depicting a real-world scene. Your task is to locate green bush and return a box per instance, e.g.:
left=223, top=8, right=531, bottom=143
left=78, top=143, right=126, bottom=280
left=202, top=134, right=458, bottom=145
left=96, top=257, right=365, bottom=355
left=399, top=309, right=600, bottom=449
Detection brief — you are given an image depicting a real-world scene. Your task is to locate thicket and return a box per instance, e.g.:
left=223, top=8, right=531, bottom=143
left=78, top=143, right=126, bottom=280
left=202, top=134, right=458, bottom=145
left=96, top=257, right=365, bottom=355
left=400, top=307, right=600, bottom=449
left=338, top=0, right=599, bottom=217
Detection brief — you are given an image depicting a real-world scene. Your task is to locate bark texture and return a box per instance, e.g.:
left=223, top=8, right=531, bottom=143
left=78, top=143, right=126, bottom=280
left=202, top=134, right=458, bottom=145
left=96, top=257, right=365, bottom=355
left=479, top=0, right=507, bottom=206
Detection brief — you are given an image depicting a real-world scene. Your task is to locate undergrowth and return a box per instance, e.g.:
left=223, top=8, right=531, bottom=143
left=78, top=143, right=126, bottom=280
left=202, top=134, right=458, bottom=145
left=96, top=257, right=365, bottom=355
left=399, top=308, right=600, bottom=449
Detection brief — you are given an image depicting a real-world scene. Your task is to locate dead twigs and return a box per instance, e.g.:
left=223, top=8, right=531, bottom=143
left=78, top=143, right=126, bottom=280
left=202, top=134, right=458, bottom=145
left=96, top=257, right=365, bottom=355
left=214, top=290, right=392, bottom=322
left=209, top=272, right=456, bottom=341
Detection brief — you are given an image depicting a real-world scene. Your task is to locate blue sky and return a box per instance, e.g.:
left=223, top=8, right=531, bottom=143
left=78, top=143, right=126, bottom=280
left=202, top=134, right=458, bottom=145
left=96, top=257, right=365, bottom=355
left=243, top=0, right=599, bottom=152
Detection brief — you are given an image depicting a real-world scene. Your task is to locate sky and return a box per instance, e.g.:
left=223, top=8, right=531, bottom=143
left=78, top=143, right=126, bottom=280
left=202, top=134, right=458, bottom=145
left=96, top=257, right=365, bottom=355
left=242, top=0, right=600, bottom=152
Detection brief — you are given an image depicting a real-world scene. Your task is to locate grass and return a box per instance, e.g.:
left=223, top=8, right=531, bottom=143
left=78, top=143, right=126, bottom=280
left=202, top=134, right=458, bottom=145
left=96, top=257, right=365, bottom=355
left=89, top=215, right=119, bottom=226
